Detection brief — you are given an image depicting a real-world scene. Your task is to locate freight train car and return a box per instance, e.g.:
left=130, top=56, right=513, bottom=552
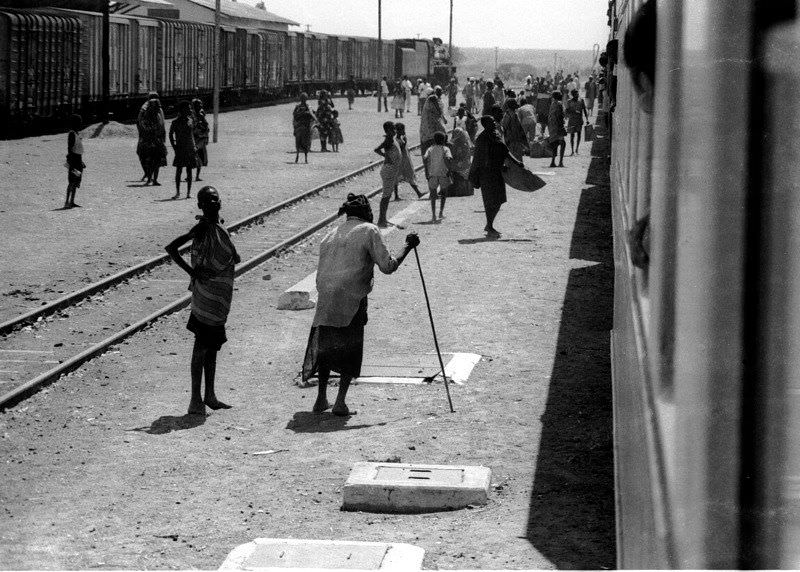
left=0, top=6, right=440, bottom=136
left=608, top=0, right=800, bottom=567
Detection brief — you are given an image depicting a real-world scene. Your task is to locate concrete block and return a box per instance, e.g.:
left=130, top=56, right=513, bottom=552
left=342, top=462, right=491, bottom=513
left=219, top=538, right=424, bottom=571
left=277, top=272, right=317, bottom=310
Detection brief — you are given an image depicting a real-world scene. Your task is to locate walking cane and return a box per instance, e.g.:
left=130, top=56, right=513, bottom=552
left=412, top=245, right=455, bottom=413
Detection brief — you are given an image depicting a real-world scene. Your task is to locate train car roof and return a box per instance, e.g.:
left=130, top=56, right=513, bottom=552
left=185, top=0, right=298, bottom=26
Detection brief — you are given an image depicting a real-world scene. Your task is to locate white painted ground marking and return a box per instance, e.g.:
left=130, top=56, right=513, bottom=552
left=342, top=462, right=492, bottom=513
left=219, top=538, right=424, bottom=571
left=0, top=349, right=55, bottom=354
left=277, top=199, right=428, bottom=311
left=354, top=352, right=480, bottom=386
left=0, top=359, right=59, bottom=364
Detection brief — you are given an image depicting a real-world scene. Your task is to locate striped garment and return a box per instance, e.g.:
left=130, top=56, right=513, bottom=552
left=189, top=218, right=237, bottom=327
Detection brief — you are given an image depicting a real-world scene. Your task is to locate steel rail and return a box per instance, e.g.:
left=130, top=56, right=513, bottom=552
left=0, top=164, right=426, bottom=411
left=0, top=143, right=426, bottom=337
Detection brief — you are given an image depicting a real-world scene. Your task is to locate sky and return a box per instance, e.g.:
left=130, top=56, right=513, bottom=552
left=252, top=0, right=609, bottom=50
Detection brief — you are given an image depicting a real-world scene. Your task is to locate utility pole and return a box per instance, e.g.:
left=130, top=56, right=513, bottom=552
left=101, top=0, right=109, bottom=123
left=378, top=0, right=382, bottom=77
left=212, top=0, right=220, bottom=143
left=494, top=46, right=498, bottom=76
left=448, top=0, right=453, bottom=63
left=553, top=51, right=557, bottom=75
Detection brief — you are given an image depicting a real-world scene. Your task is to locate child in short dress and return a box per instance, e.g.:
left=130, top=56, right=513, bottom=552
left=422, top=131, right=452, bottom=222
left=393, top=122, right=424, bottom=200
left=165, top=186, right=241, bottom=416
left=64, top=114, right=85, bottom=209
left=329, top=109, right=344, bottom=152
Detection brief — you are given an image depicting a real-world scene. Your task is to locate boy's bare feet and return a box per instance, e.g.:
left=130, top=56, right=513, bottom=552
left=204, top=398, right=232, bottom=410
left=332, top=405, right=355, bottom=416
left=188, top=400, right=206, bottom=415
left=312, top=398, right=330, bottom=413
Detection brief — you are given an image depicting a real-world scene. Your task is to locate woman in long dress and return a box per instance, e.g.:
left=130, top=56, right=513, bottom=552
left=169, top=100, right=197, bottom=199
left=136, top=98, right=167, bottom=185
left=500, top=99, right=528, bottom=161
left=448, top=127, right=472, bottom=195
left=293, top=93, right=316, bottom=164
left=468, top=116, right=523, bottom=239
left=316, top=91, right=335, bottom=152
left=391, top=85, right=405, bottom=118
left=393, top=122, right=424, bottom=200
left=547, top=91, right=567, bottom=168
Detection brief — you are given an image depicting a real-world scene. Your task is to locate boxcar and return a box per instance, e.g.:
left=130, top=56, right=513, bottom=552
left=0, top=9, right=82, bottom=128
left=394, top=39, right=431, bottom=80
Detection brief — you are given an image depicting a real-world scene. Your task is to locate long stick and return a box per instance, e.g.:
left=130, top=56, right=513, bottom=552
left=413, top=247, right=454, bottom=413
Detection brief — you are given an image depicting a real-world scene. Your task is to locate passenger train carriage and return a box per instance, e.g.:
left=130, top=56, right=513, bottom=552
left=608, top=0, right=799, bottom=567
left=0, top=6, right=441, bottom=136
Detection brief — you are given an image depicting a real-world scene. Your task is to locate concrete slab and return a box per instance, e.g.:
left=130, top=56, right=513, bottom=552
left=219, top=538, right=424, bottom=571
left=354, top=352, right=480, bottom=386
left=276, top=272, right=317, bottom=310
left=342, top=462, right=491, bottom=513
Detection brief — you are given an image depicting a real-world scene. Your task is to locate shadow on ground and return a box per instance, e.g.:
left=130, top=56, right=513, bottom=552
left=127, top=414, right=206, bottom=434
left=526, top=184, right=616, bottom=568
left=286, top=411, right=386, bottom=433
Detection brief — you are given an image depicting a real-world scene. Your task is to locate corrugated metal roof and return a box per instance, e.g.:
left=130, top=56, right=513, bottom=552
left=186, top=0, right=298, bottom=26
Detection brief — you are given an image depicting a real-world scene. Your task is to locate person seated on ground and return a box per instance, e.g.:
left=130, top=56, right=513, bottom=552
left=165, top=186, right=241, bottom=416
left=623, top=0, right=656, bottom=270
left=302, top=194, right=420, bottom=416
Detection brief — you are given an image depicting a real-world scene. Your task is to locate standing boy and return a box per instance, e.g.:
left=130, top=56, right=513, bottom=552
left=64, top=114, right=85, bottom=209
left=423, top=131, right=452, bottom=222
left=165, top=186, right=240, bottom=416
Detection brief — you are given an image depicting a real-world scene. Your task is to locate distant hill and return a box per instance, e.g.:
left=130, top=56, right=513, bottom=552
left=453, top=47, right=597, bottom=83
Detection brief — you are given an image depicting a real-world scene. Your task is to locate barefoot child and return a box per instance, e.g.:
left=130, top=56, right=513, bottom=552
left=393, top=122, right=424, bottom=200
left=329, top=109, right=344, bottom=152
left=64, top=114, right=85, bottom=208
left=422, top=131, right=452, bottom=222
left=165, top=186, right=241, bottom=415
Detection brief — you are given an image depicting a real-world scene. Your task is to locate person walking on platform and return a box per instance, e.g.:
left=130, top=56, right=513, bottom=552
left=374, top=121, right=401, bottom=227
left=329, top=109, right=344, bottom=152
left=391, top=84, right=405, bottom=118
left=169, top=100, right=198, bottom=200
left=423, top=131, right=452, bottom=222
left=316, top=91, right=335, bottom=152
left=535, top=84, right=552, bottom=139
left=192, top=99, right=209, bottom=182
left=548, top=91, right=567, bottom=167
left=469, top=115, right=524, bottom=239
left=401, top=75, right=413, bottom=113
left=165, top=186, right=240, bottom=416
left=136, top=97, right=167, bottom=186
left=501, top=99, right=528, bottom=161
left=584, top=75, right=597, bottom=117
left=394, top=122, right=425, bottom=200
left=378, top=76, right=389, bottom=112
left=420, top=94, right=447, bottom=161
left=448, top=126, right=472, bottom=196
left=293, top=93, right=316, bottom=164
left=482, top=81, right=496, bottom=117
left=64, top=114, right=85, bottom=209
left=346, top=75, right=357, bottom=110
left=302, top=194, right=420, bottom=416
left=463, top=79, right=475, bottom=115
left=447, top=77, right=459, bottom=110
left=565, top=89, right=589, bottom=155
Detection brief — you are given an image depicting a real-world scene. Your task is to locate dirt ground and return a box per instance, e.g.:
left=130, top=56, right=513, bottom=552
left=0, top=100, right=614, bottom=569
left=0, top=96, right=423, bottom=322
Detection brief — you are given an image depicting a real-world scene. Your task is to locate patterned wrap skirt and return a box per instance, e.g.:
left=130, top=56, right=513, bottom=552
left=302, top=297, right=368, bottom=382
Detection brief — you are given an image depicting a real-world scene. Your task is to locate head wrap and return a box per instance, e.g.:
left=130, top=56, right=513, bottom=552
left=338, top=193, right=373, bottom=223
left=480, top=115, right=495, bottom=130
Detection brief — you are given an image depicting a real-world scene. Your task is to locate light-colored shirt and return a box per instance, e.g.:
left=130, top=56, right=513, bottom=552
left=401, top=79, right=413, bottom=92
left=381, top=80, right=389, bottom=95
left=424, top=144, right=452, bottom=177
left=313, top=217, right=399, bottom=327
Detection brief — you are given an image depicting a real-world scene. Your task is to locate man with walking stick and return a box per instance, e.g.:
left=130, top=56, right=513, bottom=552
left=302, top=194, right=420, bottom=416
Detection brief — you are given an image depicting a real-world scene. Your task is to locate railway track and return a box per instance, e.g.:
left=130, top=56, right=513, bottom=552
left=0, top=148, right=429, bottom=410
